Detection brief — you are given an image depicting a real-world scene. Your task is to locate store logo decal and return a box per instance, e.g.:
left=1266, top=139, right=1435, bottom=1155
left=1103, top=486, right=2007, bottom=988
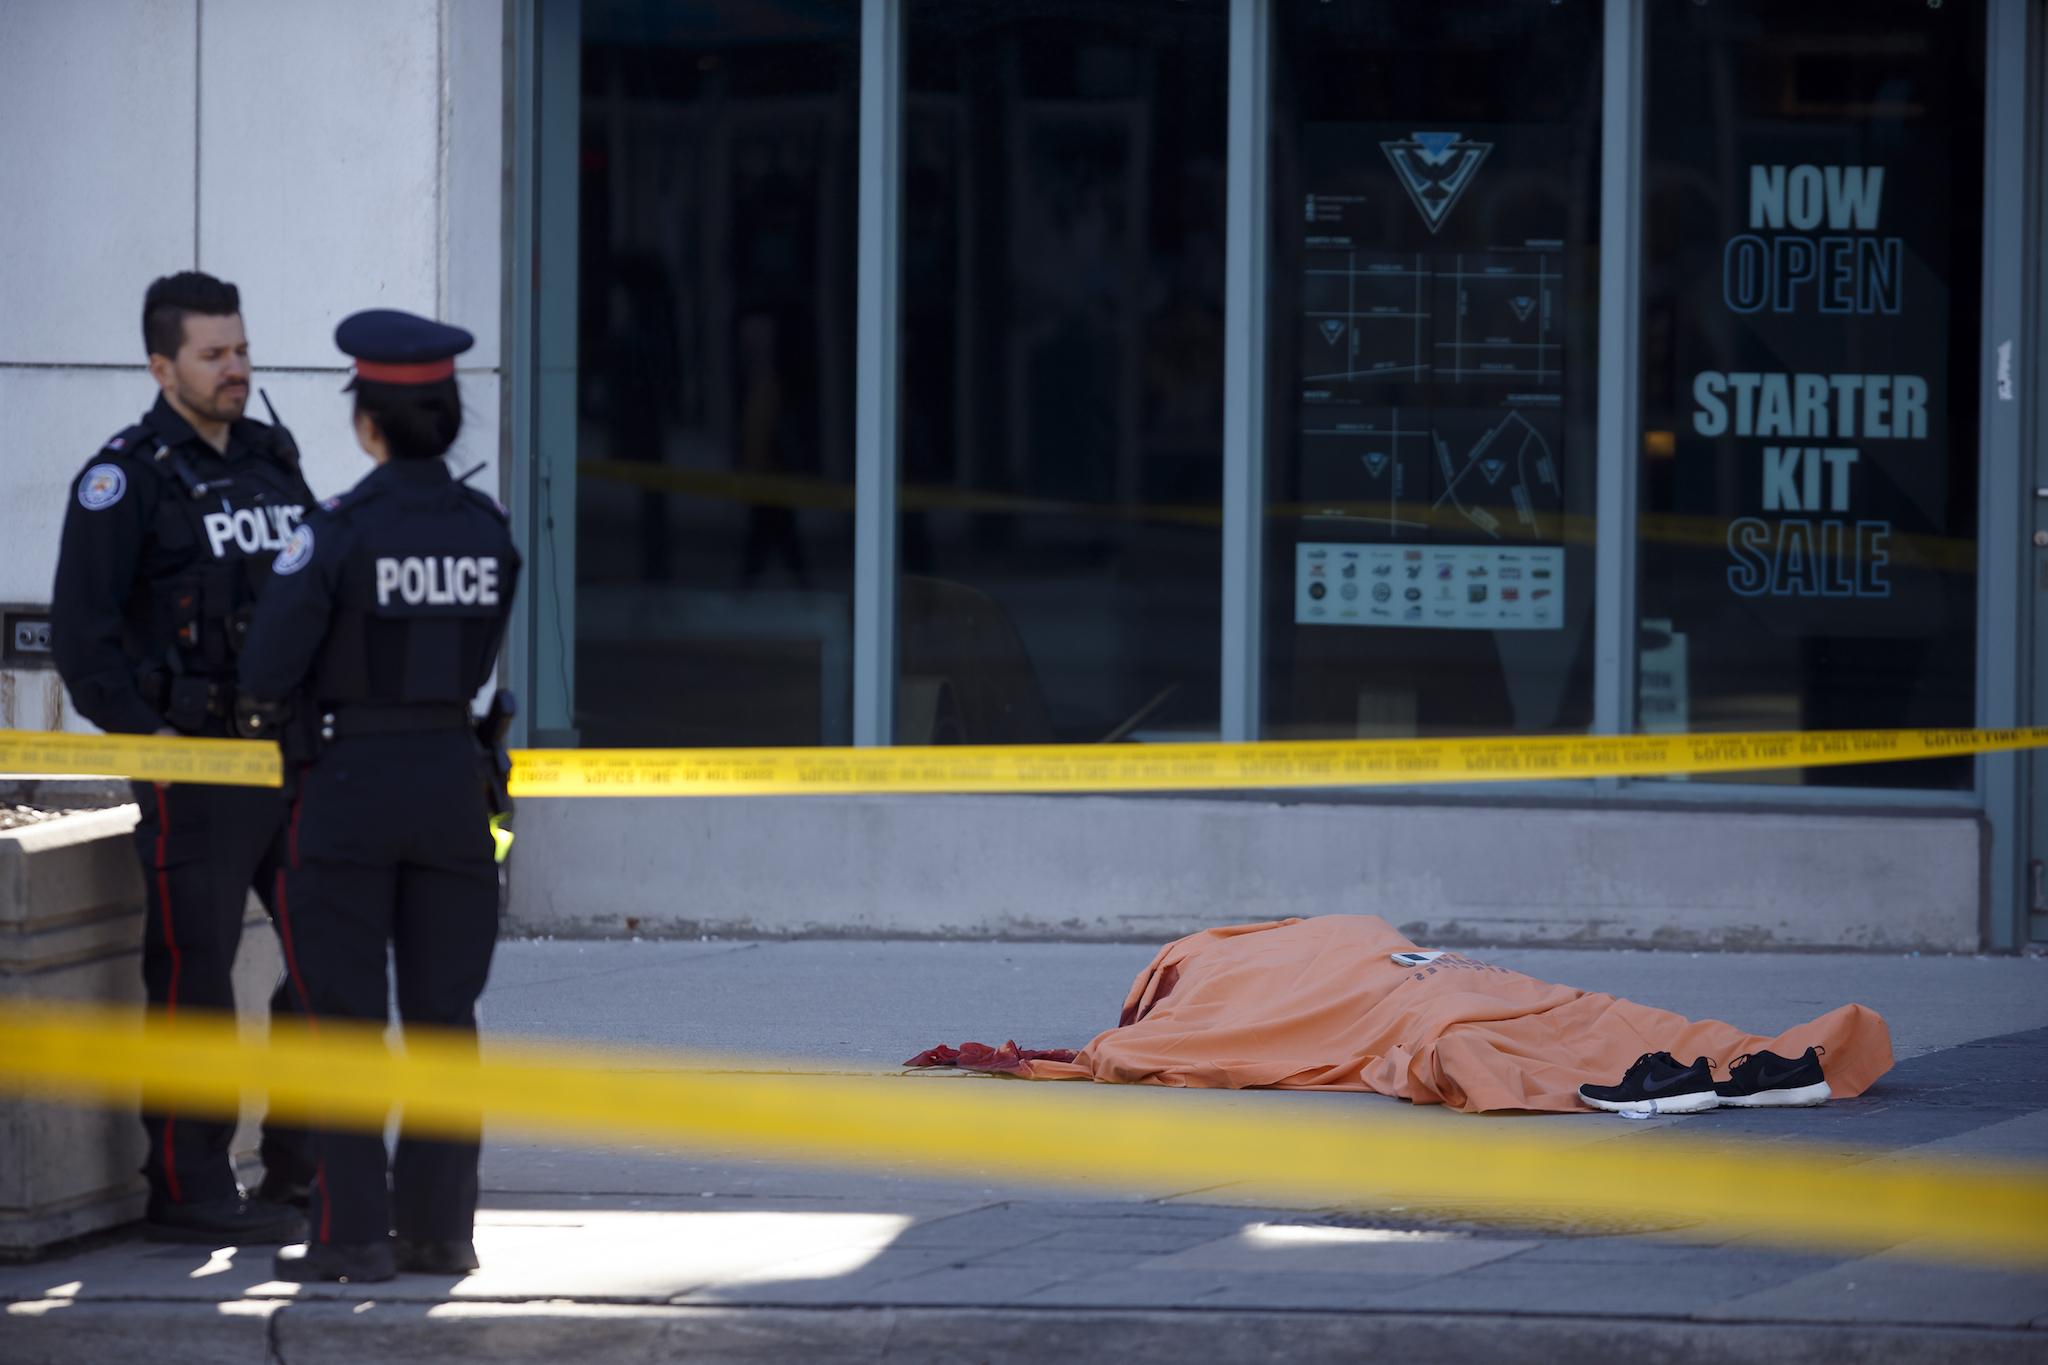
left=1381, top=131, right=1491, bottom=235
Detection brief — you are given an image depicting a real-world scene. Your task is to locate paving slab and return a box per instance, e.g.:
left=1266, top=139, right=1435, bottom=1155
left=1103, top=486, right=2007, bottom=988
left=1510, top=1237, right=1833, bottom=1269
left=959, top=1248, right=1157, bottom=1277
left=1153, top=1271, right=1450, bottom=1310
left=884, top=1206, right=1219, bottom=1253
left=1701, top=1250, right=2048, bottom=1329
left=1381, top=1252, right=1866, bottom=1318
left=1136, top=1223, right=1533, bottom=1276
left=1, top=1297, right=279, bottom=1365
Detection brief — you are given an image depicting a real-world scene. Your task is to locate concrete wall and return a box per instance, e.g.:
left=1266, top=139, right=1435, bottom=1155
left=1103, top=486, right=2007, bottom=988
left=0, top=0, right=503, bottom=731
left=506, top=796, right=1985, bottom=952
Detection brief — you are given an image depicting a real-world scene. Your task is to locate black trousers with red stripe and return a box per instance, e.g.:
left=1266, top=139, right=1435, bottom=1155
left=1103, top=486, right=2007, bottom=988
left=130, top=780, right=317, bottom=1207
left=276, top=732, right=500, bottom=1246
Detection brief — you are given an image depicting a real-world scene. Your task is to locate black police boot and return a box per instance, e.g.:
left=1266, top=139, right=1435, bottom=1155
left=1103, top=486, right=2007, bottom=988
left=254, top=1171, right=311, bottom=1210
left=395, top=1238, right=481, bottom=1274
left=144, top=1194, right=306, bottom=1245
left=274, top=1239, right=397, bottom=1283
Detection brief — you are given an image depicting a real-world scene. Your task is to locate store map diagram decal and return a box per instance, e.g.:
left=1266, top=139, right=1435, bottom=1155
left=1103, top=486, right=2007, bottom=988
left=1432, top=408, right=1562, bottom=540
left=1297, top=402, right=1563, bottom=543
left=1303, top=251, right=1559, bottom=385
left=1380, top=132, right=1492, bottom=235
left=1294, top=121, right=1573, bottom=633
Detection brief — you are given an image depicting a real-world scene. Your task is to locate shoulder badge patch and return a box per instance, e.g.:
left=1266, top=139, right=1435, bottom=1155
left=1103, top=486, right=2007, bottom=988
left=78, top=463, right=127, bottom=511
left=273, top=524, right=316, bottom=575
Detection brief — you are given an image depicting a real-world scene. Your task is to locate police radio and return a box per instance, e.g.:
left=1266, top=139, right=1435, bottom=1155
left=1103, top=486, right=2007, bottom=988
left=475, top=689, right=517, bottom=823
left=260, top=389, right=303, bottom=469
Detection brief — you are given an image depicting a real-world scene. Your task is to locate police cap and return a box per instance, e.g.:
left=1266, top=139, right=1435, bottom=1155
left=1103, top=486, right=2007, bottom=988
left=335, top=309, right=475, bottom=385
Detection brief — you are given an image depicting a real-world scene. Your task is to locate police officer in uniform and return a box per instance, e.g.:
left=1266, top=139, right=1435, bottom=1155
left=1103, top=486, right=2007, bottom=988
left=239, top=309, right=520, bottom=1283
left=52, top=271, right=315, bottom=1244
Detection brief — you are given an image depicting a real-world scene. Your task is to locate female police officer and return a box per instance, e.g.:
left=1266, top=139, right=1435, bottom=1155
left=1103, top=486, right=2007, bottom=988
left=239, top=309, right=520, bottom=1283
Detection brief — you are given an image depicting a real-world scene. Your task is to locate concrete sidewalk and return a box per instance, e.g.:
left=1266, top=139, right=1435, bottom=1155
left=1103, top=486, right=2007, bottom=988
left=4, top=940, right=2047, bottom=1362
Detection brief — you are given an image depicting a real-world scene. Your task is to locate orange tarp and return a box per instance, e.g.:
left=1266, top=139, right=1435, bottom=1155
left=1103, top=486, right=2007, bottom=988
left=1005, top=916, right=1893, bottom=1112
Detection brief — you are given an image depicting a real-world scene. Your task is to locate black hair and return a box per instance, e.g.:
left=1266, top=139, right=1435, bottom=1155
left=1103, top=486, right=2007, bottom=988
left=350, top=377, right=463, bottom=461
left=142, top=271, right=240, bottom=359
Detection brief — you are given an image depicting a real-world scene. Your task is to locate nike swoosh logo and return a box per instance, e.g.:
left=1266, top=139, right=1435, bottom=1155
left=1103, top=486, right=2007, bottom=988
left=1750, top=1064, right=1809, bottom=1088
left=1640, top=1069, right=1702, bottom=1094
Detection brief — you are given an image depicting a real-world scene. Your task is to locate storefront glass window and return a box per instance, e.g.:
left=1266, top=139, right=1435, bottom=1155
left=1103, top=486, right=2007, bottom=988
left=1637, top=0, right=1985, bottom=787
left=1262, top=1, right=1604, bottom=740
left=897, top=0, right=1228, bottom=744
left=574, top=0, right=859, bottom=747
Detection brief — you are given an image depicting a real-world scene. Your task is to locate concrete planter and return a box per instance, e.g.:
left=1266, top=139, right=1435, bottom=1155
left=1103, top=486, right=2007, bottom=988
left=0, top=805, right=280, bottom=1259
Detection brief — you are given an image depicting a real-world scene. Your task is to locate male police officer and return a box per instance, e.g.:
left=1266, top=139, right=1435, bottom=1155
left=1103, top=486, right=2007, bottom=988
left=240, top=309, right=519, bottom=1282
left=51, top=271, right=315, bottom=1244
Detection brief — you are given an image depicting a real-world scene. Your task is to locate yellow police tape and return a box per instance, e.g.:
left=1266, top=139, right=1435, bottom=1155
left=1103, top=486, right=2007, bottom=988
left=505, top=727, right=2048, bottom=798
left=7, top=725, right=2048, bottom=796
left=1, top=999, right=2044, bottom=1267
left=0, top=729, right=282, bottom=788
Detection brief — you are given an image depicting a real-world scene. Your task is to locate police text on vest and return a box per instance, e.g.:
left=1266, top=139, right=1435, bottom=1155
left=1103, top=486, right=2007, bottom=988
left=204, top=504, right=305, bottom=558
left=376, top=556, right=501, bottom=607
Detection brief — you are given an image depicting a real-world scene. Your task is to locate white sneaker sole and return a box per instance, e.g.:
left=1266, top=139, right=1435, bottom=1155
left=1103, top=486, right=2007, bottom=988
left=1579, top=1090, right=1720, bottom=1115
left=1715, top=1081, right=1832, bottom=1108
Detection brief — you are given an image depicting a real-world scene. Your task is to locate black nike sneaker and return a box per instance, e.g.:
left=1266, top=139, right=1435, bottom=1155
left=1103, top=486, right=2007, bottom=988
left=1578, top=1051, right=1720, bottom=1115
left=1715, top=1046, right=1831, bottom=1108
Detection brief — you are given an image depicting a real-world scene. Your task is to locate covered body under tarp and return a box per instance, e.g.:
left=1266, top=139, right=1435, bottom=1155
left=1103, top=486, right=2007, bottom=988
left=908, top=916, right=1893, bottom=1113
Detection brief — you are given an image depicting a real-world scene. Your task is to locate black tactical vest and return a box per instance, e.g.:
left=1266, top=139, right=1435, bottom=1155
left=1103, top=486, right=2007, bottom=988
left=121, top=425, right=310, bottom=678
left=314, top=478, right=518, bottom=706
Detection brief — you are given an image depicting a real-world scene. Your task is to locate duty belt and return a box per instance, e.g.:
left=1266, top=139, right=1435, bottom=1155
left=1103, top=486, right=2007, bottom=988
left=318, top=704, right=473, bottom=743
left=138, top=669, right=232, bottom=735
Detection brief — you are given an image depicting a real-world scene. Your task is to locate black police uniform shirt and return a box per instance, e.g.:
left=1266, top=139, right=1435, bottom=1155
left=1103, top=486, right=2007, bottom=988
left=239, top=458, right=519, bottom=713
left=52, top=393, right=314, bottom=735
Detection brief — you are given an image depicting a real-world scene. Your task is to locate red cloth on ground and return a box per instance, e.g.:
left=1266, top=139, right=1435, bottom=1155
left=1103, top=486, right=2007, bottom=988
left=903, top=1041, right=1078, bottom=1073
